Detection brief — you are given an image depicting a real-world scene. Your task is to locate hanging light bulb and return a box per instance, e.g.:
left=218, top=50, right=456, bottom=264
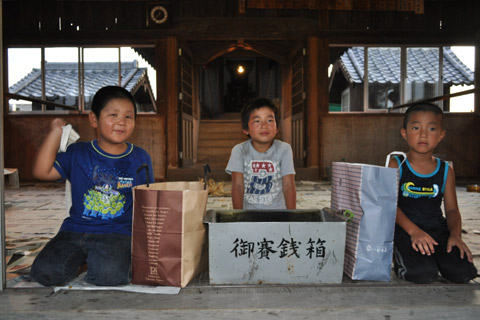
left=237, top=65, right=245, bottom=74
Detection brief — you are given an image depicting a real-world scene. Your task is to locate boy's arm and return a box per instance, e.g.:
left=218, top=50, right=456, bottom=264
left=282, top=174, right=296, bottom=209
left=32, top=118, right=65, bottom=181
left=389, top=155, right=438, bottom=255
left=231, top=172, right=244, bottom=209
left=443, top=165, right=473, bottom=262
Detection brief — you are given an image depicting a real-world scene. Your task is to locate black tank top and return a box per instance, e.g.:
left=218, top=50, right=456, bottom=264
left=395, top=155, right=448, bottom=230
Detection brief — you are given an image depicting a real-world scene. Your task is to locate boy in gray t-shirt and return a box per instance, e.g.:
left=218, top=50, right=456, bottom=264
left=226, top=98, right=296, bottom=210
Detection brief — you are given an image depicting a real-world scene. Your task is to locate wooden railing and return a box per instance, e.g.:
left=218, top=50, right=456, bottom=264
left=389, top=88, right=476, bottom=111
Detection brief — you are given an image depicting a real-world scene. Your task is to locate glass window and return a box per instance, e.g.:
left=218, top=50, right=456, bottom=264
left=329, top=45, right=475, bottom=113
left=7, top=46, right=157, bottom=114
left=83, top=48, right=120, bottom=110
left=120, top=47, right=157, bottom=112
left=447, top=46, right=475, bottom=113
left=45, top=47, right=79, bottom=110
left=404, top=47, right=440, bottom=104
left=368, top=47, right=400, bottom=110
left=328, top=46, right=364, bottom=112
left=8, top=48, right=41, bottom=112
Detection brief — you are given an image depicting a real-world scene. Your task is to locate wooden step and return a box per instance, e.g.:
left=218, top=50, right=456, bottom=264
left=167, top=167, right=231, bottom=182
left=197, top=153, right=231, bottom=161
left=198, top=140, right=237, bottom=153
left=199, top=131, right=246, bottom=140
left=198, top=139, right=235, bottom=150
left=200, top=121, right=241, bottom=130
left=194, top=119, right=246, bottom=172
left=197, top=159, right=229, bottom=168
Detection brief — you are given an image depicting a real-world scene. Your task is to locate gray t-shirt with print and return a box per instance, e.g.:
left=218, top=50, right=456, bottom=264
left=226, top=139, right=296, bottom=210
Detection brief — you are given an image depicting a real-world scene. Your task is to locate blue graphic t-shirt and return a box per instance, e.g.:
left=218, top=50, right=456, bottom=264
left=394, top=155, right=449, bottom=229
left=54, top=140, right=154, bottom=235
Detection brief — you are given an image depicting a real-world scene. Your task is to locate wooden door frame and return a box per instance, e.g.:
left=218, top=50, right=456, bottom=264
left=178, top=44, right=195, bottom=168
left=160, top=36, right=180, bottom=169
left=0, top=0, right=6, bottom=290
left=306, top=36, right=329, bottom=170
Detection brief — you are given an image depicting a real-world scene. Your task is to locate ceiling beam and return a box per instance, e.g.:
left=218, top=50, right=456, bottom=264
left=246, top=0, right=424, bottom=14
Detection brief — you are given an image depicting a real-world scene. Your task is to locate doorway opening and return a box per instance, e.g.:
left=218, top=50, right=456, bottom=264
left=200, top=55, right=281, bottom=119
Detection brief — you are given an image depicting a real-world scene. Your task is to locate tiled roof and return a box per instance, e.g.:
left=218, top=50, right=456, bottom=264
left=339, top=47, right=474, bottom=85
left=9, top=61, right=147, bottom=103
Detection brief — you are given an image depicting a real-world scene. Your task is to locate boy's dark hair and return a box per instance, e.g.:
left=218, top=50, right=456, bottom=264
left=403, top=102, right=444, bottom=129
left=91, top=86, right=137, bottom=118
left=241, top=98, right=280, bottom=131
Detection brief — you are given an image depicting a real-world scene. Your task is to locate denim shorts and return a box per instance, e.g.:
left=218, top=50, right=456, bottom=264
left=30, top=231, right=131, bottom=286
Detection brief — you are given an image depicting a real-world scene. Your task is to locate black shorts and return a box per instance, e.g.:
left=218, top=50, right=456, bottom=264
left=393, top=226, right=477, bottom=284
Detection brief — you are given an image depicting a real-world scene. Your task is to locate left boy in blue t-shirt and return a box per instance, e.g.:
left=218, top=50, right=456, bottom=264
left=30, top=86, right=154, bottom=286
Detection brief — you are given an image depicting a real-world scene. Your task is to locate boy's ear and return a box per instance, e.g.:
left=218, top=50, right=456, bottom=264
left=89, top=111, right=98, bottom=128
left=242, top=129, right=249, bottom=136
left=400, top=128, right=407, bottom=140
left=439, top=129, right=446, bottom=142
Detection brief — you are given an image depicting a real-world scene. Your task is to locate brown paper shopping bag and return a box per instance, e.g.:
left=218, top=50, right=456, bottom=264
left=131, top=181, right=208, bottom=287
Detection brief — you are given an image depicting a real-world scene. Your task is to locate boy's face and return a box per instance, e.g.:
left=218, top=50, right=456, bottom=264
left=243, top=106, right=278, bottom=148
left=89, top=98, right=136, bottom=148
left=401, top=111, right=445, bottom=155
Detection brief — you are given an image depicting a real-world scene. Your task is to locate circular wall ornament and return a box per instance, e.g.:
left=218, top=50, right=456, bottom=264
left=150, top=5, right=168, bottom=24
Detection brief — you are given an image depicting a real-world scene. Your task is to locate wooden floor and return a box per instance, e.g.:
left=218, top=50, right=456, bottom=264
left=4, top=180, right=480, bottom=284
left=2, top=181, right=480, bottom=319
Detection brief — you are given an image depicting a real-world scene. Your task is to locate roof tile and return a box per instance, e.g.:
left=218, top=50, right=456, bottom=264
left=340, top=47, right=474, bottom=85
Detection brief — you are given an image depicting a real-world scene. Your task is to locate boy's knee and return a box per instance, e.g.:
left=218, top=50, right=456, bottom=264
left=84, top=259, right=130, bottom=286
left=30, top=259, right=75, bottom=286
left=85, top=267, right=129, bottom=286
left=398, top=264, right=438, bottom=284
left=404, top=271, right=437, bottom=284
left=30, top=260, right=54, bottom=286
left=441, top=264, right=478, bottom=284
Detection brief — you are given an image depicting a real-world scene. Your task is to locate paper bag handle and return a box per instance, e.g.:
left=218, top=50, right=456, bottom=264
left=385, top=151, right=407, bottom=168
left=203, top=164, right=211, bottom=190
left=136, top=164, right=150, bottom=187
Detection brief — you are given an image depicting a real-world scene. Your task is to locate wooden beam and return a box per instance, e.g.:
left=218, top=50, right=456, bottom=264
left=4, top=93, right=78, bottom=111
left=281, top=62, right=292, bottom=145
left=164, top=37, right=179, bottom=169
left=246, top=0, right=423, bottom=13
left=390, top=88, right=477, bottom=111
left=475, top=31, right=480, bottom=114
left=317, top=38, right=329, bottom=179
left=305, top=36, right=319, bottom=170
left=0, top=0, right=6, bottom=291
left=239, top=0, right=246, bottom=14
left=414, top=0, right=424, bottom=14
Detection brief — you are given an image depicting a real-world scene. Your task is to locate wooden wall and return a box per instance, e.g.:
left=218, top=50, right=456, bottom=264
left=4, top=115, right=166, bottom=182
left=3, top=0, right=480, bottom=182
left=321, top=114, right=480, bottom=180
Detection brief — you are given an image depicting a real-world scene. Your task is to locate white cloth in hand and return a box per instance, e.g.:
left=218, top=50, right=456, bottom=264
left=58, top=124, right=80, bottom=153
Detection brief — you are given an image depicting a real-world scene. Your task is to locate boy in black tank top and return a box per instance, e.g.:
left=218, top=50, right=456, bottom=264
left=388, top=103, right=477, bottom=284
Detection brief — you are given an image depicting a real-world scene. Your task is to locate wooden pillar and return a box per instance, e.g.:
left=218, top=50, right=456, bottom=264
left=160, top=37, right=179, bottom=169
left=317, top=38, right=329, bottom=179
left=306, top=36, right=319, bottom=169
left=0, top=0, right=6, bottom=290
left=475, top=31, right=480, bottom=114
left=281, top=63, right=292, bottom=145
